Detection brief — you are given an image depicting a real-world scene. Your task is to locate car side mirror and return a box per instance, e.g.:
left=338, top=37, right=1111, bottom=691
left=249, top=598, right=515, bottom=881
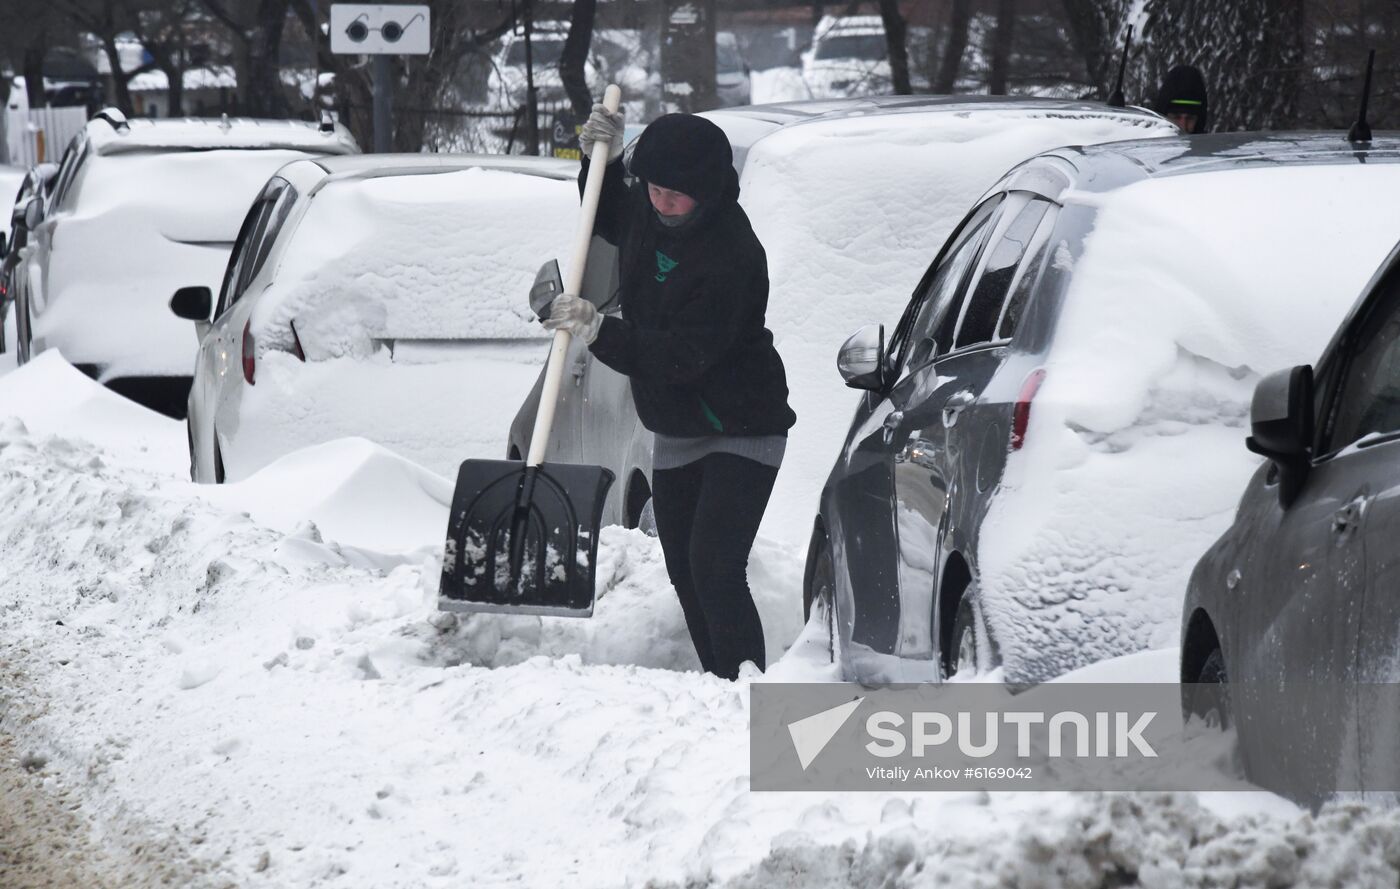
left=22, top=197, right=42, bottom=230
left=837, top=323, right=886, bottom=391
left=529, top=258, right=564, bottom=320
left=170, top=285, right=213, bottom=321
left=1245, top=364, right=1313, bottom=507
left=9, top=201, right=24, bottom=230
left=0, top=232, right=6, bottom=256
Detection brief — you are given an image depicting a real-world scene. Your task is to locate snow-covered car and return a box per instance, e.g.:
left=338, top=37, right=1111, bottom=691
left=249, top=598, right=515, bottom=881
left=1180, top=234, right=1400, bottom=803
left=12, top=108, right=357, bottom=416
left=488, top=26, right=650, bottom=111
left=802, top=15, right=891, bottom=99
left=508, top=97, right=1175, bottom=534
left=808, top=133, right=1400, bottom=686
left=171, top=154, right=585, bottom=484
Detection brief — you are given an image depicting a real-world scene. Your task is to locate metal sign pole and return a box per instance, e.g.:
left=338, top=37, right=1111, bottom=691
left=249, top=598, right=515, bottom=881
left=373, top=54, right=393, bottom=152
left=330, top=3, right=430, bottom=153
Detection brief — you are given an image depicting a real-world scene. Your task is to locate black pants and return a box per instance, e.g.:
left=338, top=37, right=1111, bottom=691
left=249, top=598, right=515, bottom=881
left=652, top=453, right=778, bottom=680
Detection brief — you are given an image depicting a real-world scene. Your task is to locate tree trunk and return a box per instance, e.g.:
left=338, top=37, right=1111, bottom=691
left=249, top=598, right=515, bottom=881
left=877, top=0, right=911, bottom=95
left=934, top=0, right=972, bottom=93
left=561, top=0, right=597, bottom=119
left=163, top=63, right=184, bottom=116
left=1060, top=0, right=1127, bottom=97
left=101, top=34, right=134, bottom=114
left=23, top=36, right=46, bottom=109
left=988, top=0, right=1016, bottom=95
left=244, top=0, right=291, bottom=117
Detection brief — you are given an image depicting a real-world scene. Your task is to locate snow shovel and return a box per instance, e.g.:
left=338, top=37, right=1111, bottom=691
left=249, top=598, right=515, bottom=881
left=437, top=85, right=621, bottom=618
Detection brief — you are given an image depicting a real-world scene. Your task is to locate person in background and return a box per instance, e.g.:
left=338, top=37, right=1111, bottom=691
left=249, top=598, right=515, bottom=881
left=1155, top=64, right=1209, bottom=134
left=539, top=105, right=796, bottom=681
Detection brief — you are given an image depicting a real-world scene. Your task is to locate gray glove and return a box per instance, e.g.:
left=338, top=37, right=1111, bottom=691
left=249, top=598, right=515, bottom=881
left=543, top=295, right=602, bottom=344
left=579, top=103, right=625, bottom=163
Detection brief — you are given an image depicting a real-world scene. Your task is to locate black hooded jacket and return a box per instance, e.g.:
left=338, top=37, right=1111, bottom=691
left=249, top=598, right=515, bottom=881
left=581, top=115, right=796, bottom=438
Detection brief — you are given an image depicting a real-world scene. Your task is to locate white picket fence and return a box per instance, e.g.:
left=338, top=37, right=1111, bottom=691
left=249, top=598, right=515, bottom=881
left=5, top=107, right=88, bottom=166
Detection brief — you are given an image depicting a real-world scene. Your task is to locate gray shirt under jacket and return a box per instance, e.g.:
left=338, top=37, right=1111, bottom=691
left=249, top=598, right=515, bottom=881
left=652, top=433, right=787, bottom=472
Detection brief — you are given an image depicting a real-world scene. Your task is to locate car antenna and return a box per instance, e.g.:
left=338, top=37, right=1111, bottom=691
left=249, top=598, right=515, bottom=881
left=1347, top=49, right=1375, bottom=143
left=1107, top=25, right=1133, bottom=108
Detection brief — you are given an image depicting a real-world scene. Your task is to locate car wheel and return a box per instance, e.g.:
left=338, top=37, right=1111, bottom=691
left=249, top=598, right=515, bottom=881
left=1186, top=647, right=1231, bottom=729
left=213, top=434, right=227, bottom=485
left=945, top=586, right=995, bottom=679
left=806, top=536, right=837, bottom=664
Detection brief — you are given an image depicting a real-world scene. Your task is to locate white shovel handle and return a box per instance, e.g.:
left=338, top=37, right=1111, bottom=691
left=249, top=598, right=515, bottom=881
left=527, top=84, right=622, bottom=469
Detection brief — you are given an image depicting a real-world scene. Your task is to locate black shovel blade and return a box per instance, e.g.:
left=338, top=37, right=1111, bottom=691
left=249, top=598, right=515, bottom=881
left=438, top=459, right=614, bottom=617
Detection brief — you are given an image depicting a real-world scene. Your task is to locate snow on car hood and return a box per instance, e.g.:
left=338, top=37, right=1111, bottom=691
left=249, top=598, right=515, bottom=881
left=251, top=167, right=578, bottom=353
left=739, top=109, right=1177, bottom=545
left=979, top=163, right=1400, bottom=682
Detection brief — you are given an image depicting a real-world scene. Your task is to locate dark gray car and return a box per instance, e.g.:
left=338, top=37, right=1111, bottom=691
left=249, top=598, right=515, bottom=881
left=808, top=133, right=1400, bottom=686
left=1181, top=234, right=1400, bottom=804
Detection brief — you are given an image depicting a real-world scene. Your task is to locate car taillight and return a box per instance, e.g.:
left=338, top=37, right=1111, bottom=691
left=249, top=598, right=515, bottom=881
left=242, top=320, right=255, bottom=385
left=1010, top=368, right=1046, bottom=451
left=290, top=320, right=306, bottom=362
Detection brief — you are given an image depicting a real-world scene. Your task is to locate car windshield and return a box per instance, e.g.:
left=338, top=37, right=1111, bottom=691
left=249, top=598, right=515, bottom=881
left=506, top=37, right=566, bottom=67
left=814, top=33, right=886, bottom=61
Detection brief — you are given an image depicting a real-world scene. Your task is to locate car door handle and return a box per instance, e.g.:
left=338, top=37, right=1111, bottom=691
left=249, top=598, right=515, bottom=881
left=571, top=358, right=587, bottom=385
left=942, top=390, right=974, bottom=427
left=881, top=410, right=904, bottom=444
left=1332, top=497, right=1368, bottom=535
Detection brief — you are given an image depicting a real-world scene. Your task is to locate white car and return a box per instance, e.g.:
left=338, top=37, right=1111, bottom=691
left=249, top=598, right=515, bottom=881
left=12, top=108, right=358, bottom=416
left=487, top=26, right=650, bottom=111
left=172, top=154, right=585, bottom=484
left=715, top=32, right=752, bottom=107
left=802, top=15, right=893, bottom=98
left=0, top=164, right=26, bottom=250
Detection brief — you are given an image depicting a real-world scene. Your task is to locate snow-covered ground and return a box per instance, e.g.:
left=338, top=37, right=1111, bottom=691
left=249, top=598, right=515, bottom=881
left=6, top=332, right=1400, bottom=885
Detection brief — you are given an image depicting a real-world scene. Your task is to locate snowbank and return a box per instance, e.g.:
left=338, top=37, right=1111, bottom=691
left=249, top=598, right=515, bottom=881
left=749, top=67, right=811, bottom=104
left=0, top=350, right=184, bottom=472
left=252, top=167, right=579, bottom=349
left=740, top=109, right=1177, bottom=543
left=980, top=163, right=1400, bottom=681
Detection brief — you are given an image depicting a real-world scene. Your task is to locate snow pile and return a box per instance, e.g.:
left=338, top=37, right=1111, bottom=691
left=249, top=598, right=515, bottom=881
left=740, top=109, right=1177, bottom=542
left=7, top=342, right=1400, bottom=887
left=980, top=164, right=1400, bottom=681
left=252, top=167, right=578, bottom=350
left=0, top=350, right=184, bottom=472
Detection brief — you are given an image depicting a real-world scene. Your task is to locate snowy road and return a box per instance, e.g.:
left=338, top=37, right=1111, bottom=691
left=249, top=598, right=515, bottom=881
left=4, top=352, right=1400, bottom=887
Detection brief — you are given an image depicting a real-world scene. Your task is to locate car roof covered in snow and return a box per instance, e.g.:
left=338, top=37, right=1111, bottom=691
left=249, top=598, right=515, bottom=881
left=732, top=94, right=1167, bottom=126
left=1011, top=131, right=1400, bottom=199
left=86, top=113, right=359, bottom=157
left=267, top=153, right=577, bottom=196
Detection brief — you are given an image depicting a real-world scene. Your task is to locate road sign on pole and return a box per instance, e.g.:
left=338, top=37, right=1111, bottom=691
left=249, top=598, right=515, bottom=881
left=330, top=4, right=430, bottom=55
left=330, top=4, right=430, bottom=152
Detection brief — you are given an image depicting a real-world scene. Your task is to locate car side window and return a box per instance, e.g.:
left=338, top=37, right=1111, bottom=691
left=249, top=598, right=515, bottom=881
left=1322, top=270, right=1400, bottom=452
left=215, top=198, right=272, bottom=319
left=953, top=198, right=1051, bottom=350
left=51, top=141, right=90, bottom=212
left=996, top=205, right=1059, bottom=341
left=897, top=197, right=1002, bottom=375
left=240, top=181, right=296, bottom=295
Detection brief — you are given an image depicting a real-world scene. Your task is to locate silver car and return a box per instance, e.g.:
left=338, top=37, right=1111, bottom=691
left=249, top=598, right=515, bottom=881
left=172, top=154, right=581, bottom=483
